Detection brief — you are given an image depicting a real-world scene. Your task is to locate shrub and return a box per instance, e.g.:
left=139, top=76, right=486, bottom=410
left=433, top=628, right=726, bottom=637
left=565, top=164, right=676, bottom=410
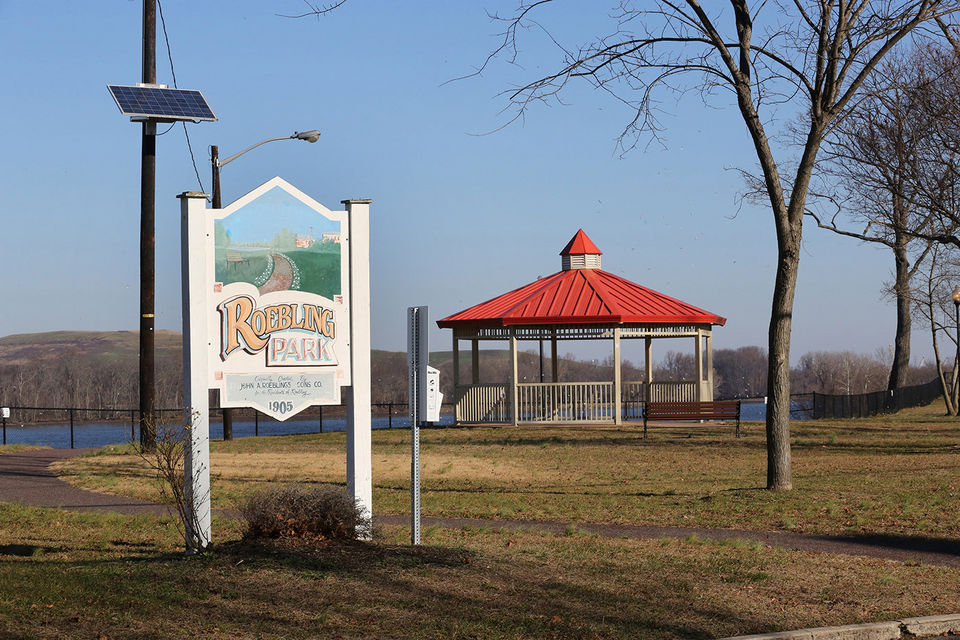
left=240, top=484, right=371, bottom=542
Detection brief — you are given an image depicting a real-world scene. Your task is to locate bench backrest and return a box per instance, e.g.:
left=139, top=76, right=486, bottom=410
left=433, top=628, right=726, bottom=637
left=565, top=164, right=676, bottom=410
left=646, top=400, right=740, bottom=420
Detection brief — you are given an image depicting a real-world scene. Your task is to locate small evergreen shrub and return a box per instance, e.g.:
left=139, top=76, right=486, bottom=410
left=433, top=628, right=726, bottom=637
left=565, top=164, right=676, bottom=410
left=240, top=484, right=371, bottom=541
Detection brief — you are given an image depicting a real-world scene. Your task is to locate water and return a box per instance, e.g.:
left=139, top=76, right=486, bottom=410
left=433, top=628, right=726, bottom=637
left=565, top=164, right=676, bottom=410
left=0, top=400, right=809, bottom=449
left=0, top=414, right=456, bottom=450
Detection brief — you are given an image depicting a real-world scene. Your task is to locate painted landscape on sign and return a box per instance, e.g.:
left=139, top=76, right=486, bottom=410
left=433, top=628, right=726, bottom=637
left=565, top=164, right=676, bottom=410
left=215, top=186, right=342, bottom=300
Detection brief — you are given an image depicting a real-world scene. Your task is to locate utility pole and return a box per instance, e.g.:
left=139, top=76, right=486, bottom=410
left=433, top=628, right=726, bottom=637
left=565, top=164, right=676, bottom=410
left=139, top=0, right=157, bottom=451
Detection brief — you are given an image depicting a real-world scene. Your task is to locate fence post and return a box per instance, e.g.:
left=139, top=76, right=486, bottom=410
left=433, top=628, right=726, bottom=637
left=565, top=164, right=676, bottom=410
left=388, top=402, right=393, bottom=428
left=2, top=415, right=5, bottom=445
left=319, top=406, right=323, bottom=433
left=254, top=410, right=259, bottom=437
left=69, top=408, right=75, bottom=449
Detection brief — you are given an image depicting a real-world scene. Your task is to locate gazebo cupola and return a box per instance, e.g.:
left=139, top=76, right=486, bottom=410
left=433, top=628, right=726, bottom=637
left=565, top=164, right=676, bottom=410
left=438, top=229, right=726, bottom=426
left=561, top=228, right=603, bottom=270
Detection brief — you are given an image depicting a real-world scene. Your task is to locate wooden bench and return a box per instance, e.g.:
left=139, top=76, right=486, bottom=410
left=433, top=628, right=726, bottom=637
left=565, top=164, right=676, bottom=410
left=643, top=400, right=741, bottom=438
left=225, top=251, right=249, bottom=269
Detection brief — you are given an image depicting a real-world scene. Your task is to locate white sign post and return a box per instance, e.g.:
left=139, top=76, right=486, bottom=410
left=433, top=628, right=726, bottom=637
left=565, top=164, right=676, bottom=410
left=179, top=179, right=372, bottom=550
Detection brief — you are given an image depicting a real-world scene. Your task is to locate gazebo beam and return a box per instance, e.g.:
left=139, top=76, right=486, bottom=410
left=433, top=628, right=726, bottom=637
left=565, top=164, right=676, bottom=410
left=645, top=337, right=653, bottom=401
left=695, top=328, right=704, bottom=402
left=509, top=332, right=519, bottom=426
left=452, top=334, right=460, bottom=422
left=613, top=327, right=622, bottom=425
left=551, top=328, right=558, bottom=382
left=471, top=339, right=480, bottom=383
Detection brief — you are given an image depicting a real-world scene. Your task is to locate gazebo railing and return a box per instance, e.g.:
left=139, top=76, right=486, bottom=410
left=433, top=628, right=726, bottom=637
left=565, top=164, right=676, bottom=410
left=455, top=383, right=510, bottom=423
left=456, top=380, right=701, bottom=424
left=622, top=381, right=698, bottom=403
left=518, top=382, right=615, bottom=423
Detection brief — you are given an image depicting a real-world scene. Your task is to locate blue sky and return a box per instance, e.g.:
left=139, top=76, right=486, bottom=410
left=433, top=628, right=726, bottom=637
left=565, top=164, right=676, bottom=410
left=219, top=187, right=338, bottom=245
left=0, top=2, right=925, bottom=365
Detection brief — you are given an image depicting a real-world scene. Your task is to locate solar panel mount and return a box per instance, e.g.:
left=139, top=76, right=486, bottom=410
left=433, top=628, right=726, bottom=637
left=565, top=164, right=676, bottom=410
left=107, top=84, right=217, bottom=123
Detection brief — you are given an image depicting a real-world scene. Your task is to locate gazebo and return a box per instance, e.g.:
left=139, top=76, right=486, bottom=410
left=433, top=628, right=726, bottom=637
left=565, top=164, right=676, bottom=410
left=437, top=230, right=726, bottom=425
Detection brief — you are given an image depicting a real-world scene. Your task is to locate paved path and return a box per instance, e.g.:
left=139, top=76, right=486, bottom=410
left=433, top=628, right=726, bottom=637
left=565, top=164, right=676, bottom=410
left=2, top=449, right=959, bottom=569
left=0, top=448, right=167, bottom=516
left=258, top=253, right=294, bottom=294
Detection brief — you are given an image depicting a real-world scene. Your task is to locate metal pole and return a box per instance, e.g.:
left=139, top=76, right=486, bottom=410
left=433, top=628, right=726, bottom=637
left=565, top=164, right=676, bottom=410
left=139, top=0, right=157, bottom=452
left=954, top=300, right=959, bottom=410
left=319, top=406, right=323, bottom=433
left=254, top=410, right=259, bottom=437
left=388, top=402, right=393, bottom=428
left=2, top=416, right=5, bottom=445
left=69, top=408, right=75, bottom=449
left=210, top=145, right=234, bottom=440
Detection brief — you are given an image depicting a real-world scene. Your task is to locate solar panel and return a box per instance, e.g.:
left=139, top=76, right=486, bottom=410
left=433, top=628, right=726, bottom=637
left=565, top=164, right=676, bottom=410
left=107, top=84, right=217, bottom=122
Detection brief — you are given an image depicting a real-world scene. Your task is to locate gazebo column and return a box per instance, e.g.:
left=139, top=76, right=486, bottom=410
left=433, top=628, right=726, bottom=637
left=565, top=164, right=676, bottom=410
left=452, top=333, right=460, bottom=422
left=695, top=328, right=704, bottom=402
left=613, top=327, right=622, bottom=425
left=705, top=329, right=714, bottom=401
left=550, top=329, right=559, bottom=382
left=645, top=336, right=653, bottom=401
left=509, top=331, right=519, bottom=426
left=471, top=339, right=480, bottom=383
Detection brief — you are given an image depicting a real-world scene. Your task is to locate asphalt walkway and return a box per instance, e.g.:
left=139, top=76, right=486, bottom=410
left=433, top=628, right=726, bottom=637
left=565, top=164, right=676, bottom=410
left=2, top=448, right=959, bottom=569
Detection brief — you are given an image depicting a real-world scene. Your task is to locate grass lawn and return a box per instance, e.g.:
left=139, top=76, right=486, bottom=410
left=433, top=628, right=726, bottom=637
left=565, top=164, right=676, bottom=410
left=1, top=502, right=960, bottom=639
left=55, top=403, right=960, bottom=538
left=3, top=402, right=956, bottom=638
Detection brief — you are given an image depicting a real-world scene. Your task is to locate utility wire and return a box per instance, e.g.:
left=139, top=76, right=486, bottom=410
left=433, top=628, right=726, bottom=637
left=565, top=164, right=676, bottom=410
left=157, top=0, right=205, bottom=193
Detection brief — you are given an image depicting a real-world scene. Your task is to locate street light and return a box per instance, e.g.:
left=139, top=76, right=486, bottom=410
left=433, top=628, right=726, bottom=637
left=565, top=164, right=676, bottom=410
left=210, top=129, right=320, bottom=439
left=211, top=130, right=321, bottom=208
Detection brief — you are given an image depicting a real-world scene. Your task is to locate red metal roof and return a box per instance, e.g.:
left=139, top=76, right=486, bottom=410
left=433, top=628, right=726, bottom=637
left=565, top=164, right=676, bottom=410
left=560, top=228, right=602, bottom=256
left=438, top=231, right=726, bottom=328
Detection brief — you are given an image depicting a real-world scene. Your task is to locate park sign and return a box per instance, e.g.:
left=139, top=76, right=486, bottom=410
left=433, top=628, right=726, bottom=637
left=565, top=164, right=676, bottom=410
left=193, top=177, right=351, bottom=420
left=180, top=181, right=372, bottom=550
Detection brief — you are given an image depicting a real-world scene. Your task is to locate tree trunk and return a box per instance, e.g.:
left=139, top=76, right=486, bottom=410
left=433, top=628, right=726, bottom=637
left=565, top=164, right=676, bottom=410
left=766, top=243, right=798, bottom=490
left=888, top=238, right=912, bottom=390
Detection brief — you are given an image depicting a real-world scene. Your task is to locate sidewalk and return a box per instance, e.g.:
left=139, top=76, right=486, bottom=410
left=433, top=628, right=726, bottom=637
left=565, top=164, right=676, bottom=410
left=1, top=448, right=959, bottom=569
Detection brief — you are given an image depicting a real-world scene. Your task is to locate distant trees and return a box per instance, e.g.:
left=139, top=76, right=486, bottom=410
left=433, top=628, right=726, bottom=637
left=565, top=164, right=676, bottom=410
left=714, top=347, right=767, bottom=399
left=0, top=341, right=941, bottom=413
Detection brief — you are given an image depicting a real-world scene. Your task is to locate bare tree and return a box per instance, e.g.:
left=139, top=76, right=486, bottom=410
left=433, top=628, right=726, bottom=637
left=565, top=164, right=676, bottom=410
left=910, top=242, right=960, bottom=413
left=810, top=48, right=948, bottom=391
left=470, top=1, right=958, bottom=489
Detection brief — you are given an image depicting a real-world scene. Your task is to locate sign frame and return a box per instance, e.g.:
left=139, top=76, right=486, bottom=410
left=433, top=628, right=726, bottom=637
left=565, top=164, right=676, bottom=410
left=179, top=185, right=372, bottom=550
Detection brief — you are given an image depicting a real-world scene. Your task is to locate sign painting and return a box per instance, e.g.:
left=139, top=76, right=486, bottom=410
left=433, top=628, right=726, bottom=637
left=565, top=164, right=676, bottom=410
left=207, top=178, right=351, bottom=419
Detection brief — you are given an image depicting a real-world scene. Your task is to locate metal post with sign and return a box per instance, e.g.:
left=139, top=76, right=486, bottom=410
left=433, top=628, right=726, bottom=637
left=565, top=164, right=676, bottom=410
left=407, top=306, right=429, bottom=545
left=1, top=407, right=9, bottom=445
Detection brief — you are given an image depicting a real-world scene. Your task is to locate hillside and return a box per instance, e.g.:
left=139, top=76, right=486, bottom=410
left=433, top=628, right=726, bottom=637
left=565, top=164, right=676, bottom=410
left=0, top=330, right=182, bottom=366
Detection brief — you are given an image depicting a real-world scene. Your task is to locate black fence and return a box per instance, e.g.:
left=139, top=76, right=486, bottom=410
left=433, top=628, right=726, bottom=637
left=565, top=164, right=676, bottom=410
left=0, top=402, right=455, bottom=449
left=809, top=377, right=943, bottom=420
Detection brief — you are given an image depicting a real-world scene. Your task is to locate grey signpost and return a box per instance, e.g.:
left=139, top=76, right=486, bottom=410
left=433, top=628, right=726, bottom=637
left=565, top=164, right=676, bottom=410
left=407, top=306, right=429, bottom=545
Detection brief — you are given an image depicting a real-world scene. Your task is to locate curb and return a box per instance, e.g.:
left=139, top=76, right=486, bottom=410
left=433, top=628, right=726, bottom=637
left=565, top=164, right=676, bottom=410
left=718, top=614, right=960, bottom=640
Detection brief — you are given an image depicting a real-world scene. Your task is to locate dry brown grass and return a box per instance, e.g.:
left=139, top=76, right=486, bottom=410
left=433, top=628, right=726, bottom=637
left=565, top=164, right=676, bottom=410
left=54, top=402, right=960, bottom=538
left=2, top=502, right=959, bottom=639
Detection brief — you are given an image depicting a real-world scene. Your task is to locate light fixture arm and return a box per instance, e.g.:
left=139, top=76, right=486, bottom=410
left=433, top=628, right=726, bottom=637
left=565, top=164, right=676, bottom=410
left=216, top=130, right=320, bottom=168
left=218, top=135, right=293, bottom=168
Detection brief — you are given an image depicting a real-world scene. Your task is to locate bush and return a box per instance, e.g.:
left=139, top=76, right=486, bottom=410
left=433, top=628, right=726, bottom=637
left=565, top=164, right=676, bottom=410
left=240, top=484, right=371, bottom=542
